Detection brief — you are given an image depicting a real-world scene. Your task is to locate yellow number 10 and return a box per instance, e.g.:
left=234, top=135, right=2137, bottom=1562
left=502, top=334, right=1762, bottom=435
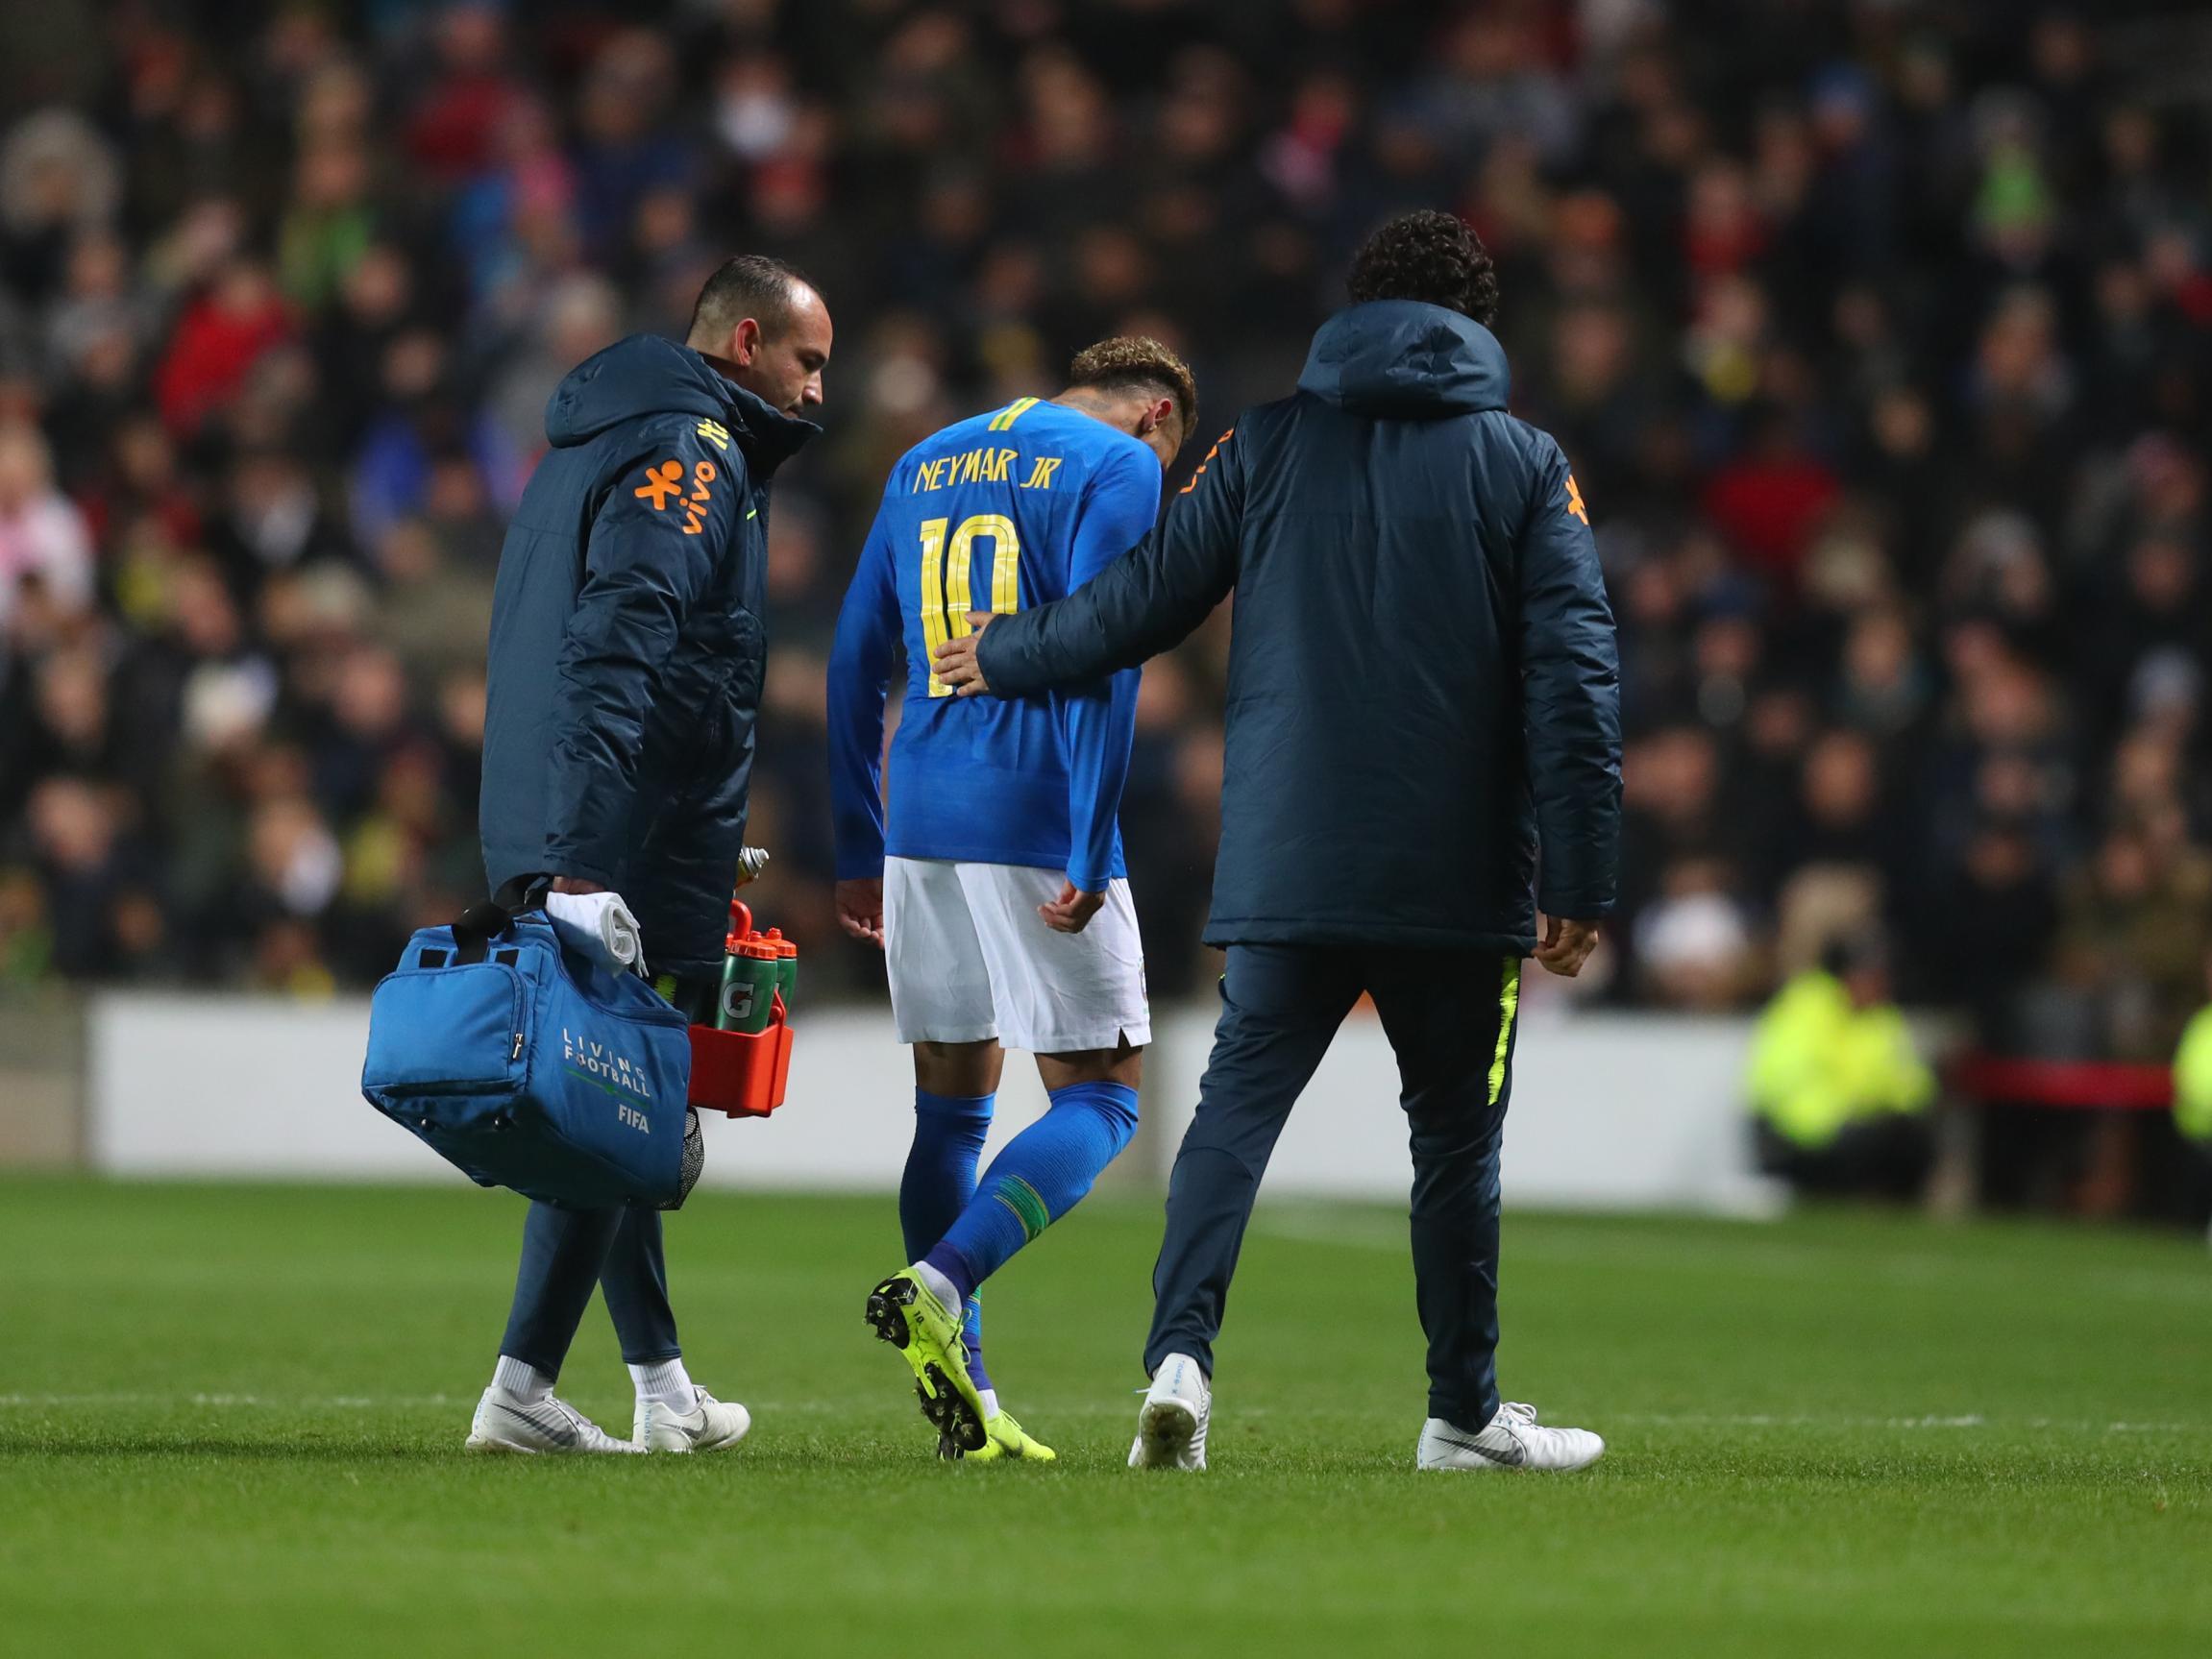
left=920, top=514, right=1020, bottom=697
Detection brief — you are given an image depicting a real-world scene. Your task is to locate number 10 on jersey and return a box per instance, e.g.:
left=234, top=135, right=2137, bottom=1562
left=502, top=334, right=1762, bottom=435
left=920, top=514, right=1020, bottom=696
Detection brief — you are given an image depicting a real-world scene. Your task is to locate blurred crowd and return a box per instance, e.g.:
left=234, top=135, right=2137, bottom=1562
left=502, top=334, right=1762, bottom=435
left=1, top=1, right=2209, bottom=1091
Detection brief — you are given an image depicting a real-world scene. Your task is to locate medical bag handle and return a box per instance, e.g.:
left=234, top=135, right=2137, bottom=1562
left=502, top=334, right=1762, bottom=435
left=450, top=875, right=553, bottom=964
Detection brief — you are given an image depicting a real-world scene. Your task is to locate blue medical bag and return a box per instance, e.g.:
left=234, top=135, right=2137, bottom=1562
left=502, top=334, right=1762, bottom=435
left=359, top=902, right=692, bottom=1208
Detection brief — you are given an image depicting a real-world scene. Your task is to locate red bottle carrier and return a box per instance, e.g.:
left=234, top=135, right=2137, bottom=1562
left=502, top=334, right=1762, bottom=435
left=686, top=900, right=796, bottom=1118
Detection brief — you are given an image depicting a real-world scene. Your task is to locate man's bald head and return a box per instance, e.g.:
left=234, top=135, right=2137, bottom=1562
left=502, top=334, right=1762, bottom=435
left=686, top=255, right=832, bottom=416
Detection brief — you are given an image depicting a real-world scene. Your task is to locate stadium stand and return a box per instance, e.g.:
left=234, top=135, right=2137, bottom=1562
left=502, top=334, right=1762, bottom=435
left=0, top=3, right=2206, bottom=1150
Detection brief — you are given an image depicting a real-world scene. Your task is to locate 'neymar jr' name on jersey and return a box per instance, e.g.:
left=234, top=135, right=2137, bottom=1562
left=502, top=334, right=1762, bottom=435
left=911, top=445, right=1065, bottom=494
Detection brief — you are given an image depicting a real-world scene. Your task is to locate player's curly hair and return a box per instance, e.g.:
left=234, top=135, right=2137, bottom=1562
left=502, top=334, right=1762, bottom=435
left=1347, top=209, right=1500, bottom=327
left=1068, top=336, right=1199, bottom=440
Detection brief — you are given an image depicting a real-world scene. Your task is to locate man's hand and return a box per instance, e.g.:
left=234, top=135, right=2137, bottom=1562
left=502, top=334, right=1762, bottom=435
left=931, top=613, right=997, bottom=697
left=1534, top=914, right=1600, bottom=978
left=550, top=876, right=607, bottom=895
left=836, top=877, right=885, bottom=947
left=1038, top=879, right=1106, bottom=935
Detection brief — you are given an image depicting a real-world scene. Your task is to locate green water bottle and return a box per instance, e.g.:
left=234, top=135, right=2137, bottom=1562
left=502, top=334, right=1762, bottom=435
left=717, top=939, right=779, bottom=1034
left=762, top=928, right=798, bottom=1010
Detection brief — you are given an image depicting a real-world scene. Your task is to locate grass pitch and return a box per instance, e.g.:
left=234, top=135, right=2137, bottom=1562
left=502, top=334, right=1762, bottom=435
left=1, top=1179, right=2207, bottom=1657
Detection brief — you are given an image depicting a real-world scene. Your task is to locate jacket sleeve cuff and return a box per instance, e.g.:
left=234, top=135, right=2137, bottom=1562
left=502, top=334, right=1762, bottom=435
left=975, top=614, right=1041, bottom=695
left=835, top=851, right=887, bottom=882
left=542, top=848, right=619, bottom=888
left=1536, top=890, right=1615, bottom=921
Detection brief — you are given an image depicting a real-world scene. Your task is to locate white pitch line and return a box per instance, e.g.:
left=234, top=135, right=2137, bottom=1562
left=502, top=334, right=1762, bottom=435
left=0, top=1392, right=466, bottom=1409
left=1610, top=1411, right=1995, bottom=1429
left=0, top=1393, right=951, bottom=1417
left=1576, top=1411, right=2210, bottom=1434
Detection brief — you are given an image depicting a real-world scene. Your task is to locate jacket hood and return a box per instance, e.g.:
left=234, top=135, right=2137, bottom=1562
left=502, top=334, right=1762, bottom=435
left=1296, top=301, right=1510, bottom=419
left=544, top=333, right=820, bottom=472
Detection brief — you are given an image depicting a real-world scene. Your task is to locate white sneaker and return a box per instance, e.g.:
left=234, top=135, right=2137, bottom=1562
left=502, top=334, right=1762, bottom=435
left=1416, top=1402, right=1605, bottom=1473
left=634, top=1389, right=751, bottom=1453
left=1127, top=1353, right=1210, bottom=1471
left=465, top=1386, right=642, bottom=1454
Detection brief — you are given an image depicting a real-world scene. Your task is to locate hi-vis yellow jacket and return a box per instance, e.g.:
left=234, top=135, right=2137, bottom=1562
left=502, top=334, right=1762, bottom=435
left=2175, top=1007, right=2212, bottom=1143
left=1748, top=970, right=1934, bottom=1149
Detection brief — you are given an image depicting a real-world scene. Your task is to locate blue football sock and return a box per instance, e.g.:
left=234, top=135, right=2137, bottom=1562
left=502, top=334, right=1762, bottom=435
left=900, top=1088, right=995, bottom=1390
left=925, top=1080, right=1140, bottom=1301
left=900, top=1089, right=993, bottom=1258
left=960, top=1292, right=991, bottom=1396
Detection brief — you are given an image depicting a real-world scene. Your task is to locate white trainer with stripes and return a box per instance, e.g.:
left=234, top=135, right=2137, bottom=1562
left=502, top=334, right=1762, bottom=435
left=634, top=1390, right=751, bottom=1453
left=1127, top=1352, right=1211, bottom=1472
left=465, top=1386, right=642, bottom=1454
left=1416, top=1401, right=1604, bottom=1473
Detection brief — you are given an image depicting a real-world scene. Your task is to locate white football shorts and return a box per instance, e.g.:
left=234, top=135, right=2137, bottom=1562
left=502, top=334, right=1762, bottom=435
left=883, top=857, right=1151, bottom=1054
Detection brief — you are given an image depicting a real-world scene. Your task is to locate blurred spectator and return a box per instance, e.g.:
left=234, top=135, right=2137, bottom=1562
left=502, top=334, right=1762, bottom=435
left=1748, top=934, right=1935, bottom=1202
left=0, top=109, right=118, bottom=303
left=24, top=775, right=135, bottom=977
left=2052, top=823, right=2212, bottom=1063
left=370, top=518, right=495, bottom=686
left=153, top=258, right=291, bottom=436
left=0, top=421, right=92, bottom=627
left=1916, top=818, right=2059, bottom=1050
left=405, top=4, right=521, bottom=186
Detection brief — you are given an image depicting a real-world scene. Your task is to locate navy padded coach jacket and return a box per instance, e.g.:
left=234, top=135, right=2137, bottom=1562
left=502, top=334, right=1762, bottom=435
left=974, top=301, right=1622, bottom=953
left=479, top=334, right=817, bottom=976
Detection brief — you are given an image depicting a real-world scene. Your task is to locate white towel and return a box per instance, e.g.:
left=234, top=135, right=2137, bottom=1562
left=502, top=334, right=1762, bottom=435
left=543, top=890, right=647, bottom=976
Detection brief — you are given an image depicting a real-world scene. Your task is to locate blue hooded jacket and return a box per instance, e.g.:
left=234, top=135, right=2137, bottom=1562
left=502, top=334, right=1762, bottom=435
left=479, top=334, right=817, bottom=975
left=974, top=301, right=1622, bottom=951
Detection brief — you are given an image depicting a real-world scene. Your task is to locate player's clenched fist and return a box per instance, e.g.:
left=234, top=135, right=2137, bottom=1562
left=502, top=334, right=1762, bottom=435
left=836, top=877, right=885, bottom=947
left=1038, top=880, right=1106, bottom=934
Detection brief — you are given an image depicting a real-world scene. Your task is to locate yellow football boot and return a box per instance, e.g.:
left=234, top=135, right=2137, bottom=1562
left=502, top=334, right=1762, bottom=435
left=864, top=1268, right=987, bottom=1453
left=969, top=1409, right=1056, bottom=1462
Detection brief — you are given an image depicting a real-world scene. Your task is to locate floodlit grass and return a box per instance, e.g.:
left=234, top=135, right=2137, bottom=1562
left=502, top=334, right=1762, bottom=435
left=1, top=1179, right=2207, bottom=1656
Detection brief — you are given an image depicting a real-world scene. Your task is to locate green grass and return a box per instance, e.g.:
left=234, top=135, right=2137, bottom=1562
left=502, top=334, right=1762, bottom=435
left=1, top=1181, right=2208, bottom=1657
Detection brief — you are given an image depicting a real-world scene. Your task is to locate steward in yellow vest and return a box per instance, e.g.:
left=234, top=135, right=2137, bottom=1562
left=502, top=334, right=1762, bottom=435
left=1748, top=938, right=1934, bottom=1201
left=2175, top=1000, right=2212, bottom=1147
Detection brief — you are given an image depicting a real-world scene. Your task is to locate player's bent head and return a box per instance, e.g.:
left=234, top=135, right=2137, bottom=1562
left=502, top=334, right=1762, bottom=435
left=687, top=253, right=833, bottom=416
left=1064, top=336, right=1198, bottom=468
left=1348, top=209, right=1500, bottom=328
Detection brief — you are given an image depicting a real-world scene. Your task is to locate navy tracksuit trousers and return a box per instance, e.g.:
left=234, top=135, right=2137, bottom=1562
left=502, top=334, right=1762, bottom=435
left=499, top=1204, right=680, bottom=1375
left=495, top=973, right=710, bottom=1377
left=1143, top=942, right=1523, bottom=1432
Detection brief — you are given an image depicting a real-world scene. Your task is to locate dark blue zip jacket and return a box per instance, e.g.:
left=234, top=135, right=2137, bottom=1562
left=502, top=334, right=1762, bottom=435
left=975, top=301, right=1621, bottom=952
left=479, top=334, right=817, bottom=976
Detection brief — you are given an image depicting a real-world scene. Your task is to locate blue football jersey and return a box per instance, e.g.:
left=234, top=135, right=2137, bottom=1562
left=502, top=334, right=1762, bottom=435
left=828, top=398, right=1161, bottom=890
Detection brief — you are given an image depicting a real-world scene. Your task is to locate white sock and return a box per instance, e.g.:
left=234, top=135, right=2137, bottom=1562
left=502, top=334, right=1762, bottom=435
left=913, top=1260, right=963, bottom=1321
left=492, top=1354, right=553, bottom=1403
left=978, top=1388, right=999, bottom=1419
left=629, top=1356, right=696, bottom=1410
